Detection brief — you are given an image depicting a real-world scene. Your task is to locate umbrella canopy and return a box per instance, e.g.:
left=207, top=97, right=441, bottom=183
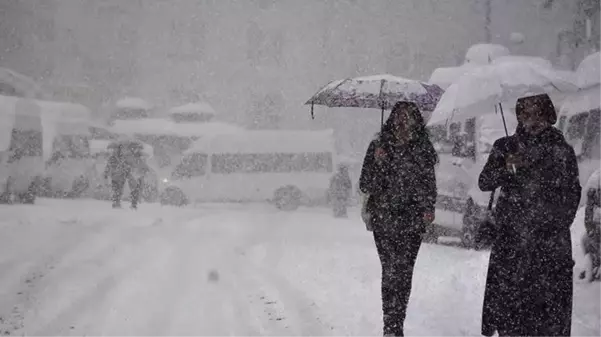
left=305, top=74, right=444, bottom=122
left=428, top=60, right=579, bottom=126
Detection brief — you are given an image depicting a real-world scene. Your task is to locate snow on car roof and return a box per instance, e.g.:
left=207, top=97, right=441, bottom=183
left=115, top=97, right=152, bottom=110
left=168, top=102, right=216, bottom=116
left=110, top=118, right=245, bottom=137
left=186, top=129, right=335, bottom=154
left=428, top=65, right=476, bottom=90
left=464, top=44, right=510, bottom=65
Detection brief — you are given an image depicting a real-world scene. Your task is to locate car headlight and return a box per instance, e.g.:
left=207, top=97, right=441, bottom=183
left=162, top=178, right=169, bottom=183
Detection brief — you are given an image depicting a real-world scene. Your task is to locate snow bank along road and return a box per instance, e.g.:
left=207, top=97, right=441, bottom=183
left=0, top=199, right=598, bottom=336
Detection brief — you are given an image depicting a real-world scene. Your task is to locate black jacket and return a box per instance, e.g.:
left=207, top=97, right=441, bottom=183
left=478, top=126, right=581, bottom=336
left=359, top=133, right=437, bottom=230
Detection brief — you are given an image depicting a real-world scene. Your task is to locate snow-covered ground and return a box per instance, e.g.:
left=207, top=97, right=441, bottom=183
left=0, top=199, right=598, bottom=336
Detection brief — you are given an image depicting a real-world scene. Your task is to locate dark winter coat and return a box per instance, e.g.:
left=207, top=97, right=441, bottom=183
left=104, top=152, right=131, bottom=181
left=329, top=170, right=352, bottom=200
left=359, top=133, right=437, bottom=232
left=478, top=126, right=581, bottom=336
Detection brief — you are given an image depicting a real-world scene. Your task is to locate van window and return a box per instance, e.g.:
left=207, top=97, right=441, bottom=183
left=582, top=109, right=600, bottom=160
left=172, top=152, right=208, bottom=178
left=567, top=113, right=588, bottom=141
left=211, top=152, right=333, bottom=174
left=7, top=129, right=43, bottom=162
left=52, top=135, right=90, bottom=159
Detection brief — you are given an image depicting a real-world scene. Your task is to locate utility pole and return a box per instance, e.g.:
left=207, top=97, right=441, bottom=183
left=484, top=0, right=492, bottom=43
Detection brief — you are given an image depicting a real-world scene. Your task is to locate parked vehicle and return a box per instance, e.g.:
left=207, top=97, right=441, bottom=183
left=428, top=112, right=521, bottom=248
left=160, top=129, right=336, bottom=210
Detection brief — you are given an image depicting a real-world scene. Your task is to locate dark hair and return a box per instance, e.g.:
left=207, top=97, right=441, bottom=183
left=381, top=101, right=438, bottom=165
left=516, top=93, right=557, bottom=124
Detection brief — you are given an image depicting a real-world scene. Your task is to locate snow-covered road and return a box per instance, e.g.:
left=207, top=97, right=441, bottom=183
left=0, top=199, right=599, bottom=336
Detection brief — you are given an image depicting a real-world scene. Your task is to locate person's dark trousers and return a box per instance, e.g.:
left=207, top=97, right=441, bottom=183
left=128, top=176, right=143, bottom=209
left=373, top=227, right=422, bottom=336
left=111, top=177, right=126, bottom=208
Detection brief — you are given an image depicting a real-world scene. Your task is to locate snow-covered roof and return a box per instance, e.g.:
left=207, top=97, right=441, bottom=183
left=115, top=97, right=152, bottom=110
left=168, top=102, right=216, bottom=116
left=464, top=44, right=510, bottom=65
left=89, top=139, right=153, bottom=157
left=560, top=86, right=600, bottom=117
left=428, top=64, right=477, bottom=90
left=576, top=51, right=600, bottom=88
left=110, top=118, right=245, bottom=138
left=186, top=129, right=335, bottom=154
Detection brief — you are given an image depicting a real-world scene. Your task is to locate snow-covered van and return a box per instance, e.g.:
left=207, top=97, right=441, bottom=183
left=428, top=111, right=519, bottom=247
left=160, top=129, right=336, bottom=210
left=0, top=96, right=44, bottom=203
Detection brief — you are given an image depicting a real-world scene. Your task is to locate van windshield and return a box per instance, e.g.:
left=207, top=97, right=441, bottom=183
left=51, top=135, right=90, bottom=160
left=171, top=153, right=208, bottom=179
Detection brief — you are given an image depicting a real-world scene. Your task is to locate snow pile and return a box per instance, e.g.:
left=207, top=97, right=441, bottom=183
left=464, top=44, right=510, bottom=65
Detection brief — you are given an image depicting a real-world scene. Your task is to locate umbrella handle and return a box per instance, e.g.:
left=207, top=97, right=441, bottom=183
left=311, top=102, right=314, bottom=120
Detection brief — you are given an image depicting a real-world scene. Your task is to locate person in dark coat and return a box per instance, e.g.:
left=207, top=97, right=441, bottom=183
left=104, top=145, right=130, bottom=208
left=104, top=144, right=149, bottom=209
left=359, top=101, right=438, bottom=337
left=478, top=93, right=582, bottom=337
left=329, top=164, right=352, bottom=217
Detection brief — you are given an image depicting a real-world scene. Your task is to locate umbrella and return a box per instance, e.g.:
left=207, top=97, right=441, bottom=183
left=305, top=74, right=444, bottom=125
left=427, top=60, right=579, bottom=133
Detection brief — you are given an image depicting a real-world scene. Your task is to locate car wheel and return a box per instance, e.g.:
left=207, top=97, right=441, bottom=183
left=160, top=186, right=188, bottom=207
left=273, top=185, right=302, bottom=211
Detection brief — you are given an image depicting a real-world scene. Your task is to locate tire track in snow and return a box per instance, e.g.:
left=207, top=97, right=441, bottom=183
left=24, top=226, right=161, bottom=335
left=4, top=212, right=167, bottom=336
left=204, top=214, right=331, bottom=337
left=154, top=216, right=266, bottom=336
left=0, top=218, right=113, bottom=335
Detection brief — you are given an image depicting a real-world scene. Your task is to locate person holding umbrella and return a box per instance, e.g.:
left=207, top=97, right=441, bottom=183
left=104, top=141, right=149, bottom=209
left=478, top=93, right=581, bottom=337
left=359, top=101, right=437, bottom=337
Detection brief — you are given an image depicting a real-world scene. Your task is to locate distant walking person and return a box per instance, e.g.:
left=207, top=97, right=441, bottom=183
left=104, top=143, right=149, bottom=209
left=359, top=101, right=437, bottom=336
left=329, top=164, right=352, bottom=218
left=478, top=93, right=581, bottom=337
